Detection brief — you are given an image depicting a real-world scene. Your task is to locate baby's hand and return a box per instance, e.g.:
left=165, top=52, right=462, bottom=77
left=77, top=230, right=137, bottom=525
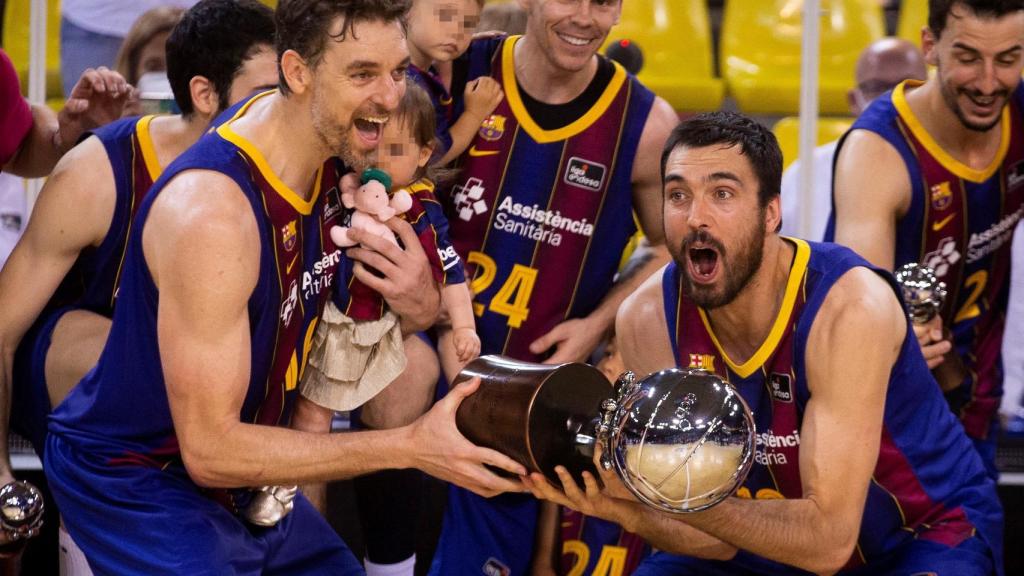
left=454, top=326, right=481, bottom=362
left=464, top=77, right=504, bottom=118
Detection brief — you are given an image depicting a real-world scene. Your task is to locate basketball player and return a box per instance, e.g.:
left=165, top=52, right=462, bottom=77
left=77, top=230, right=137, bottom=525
left=0, top=0, right=276, bottom=553
left=828, top=0, right=1024, bottom=479
left=42, top=0, right=525, bottom=571
left=526, top=111, right=1004, bottom=575
left=426, top=0, right=679, bottom=573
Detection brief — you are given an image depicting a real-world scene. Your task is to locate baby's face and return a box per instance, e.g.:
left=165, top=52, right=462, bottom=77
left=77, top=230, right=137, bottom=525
left=407, top=0, right=482, bottom=64
left=376, top=118, right=431, bottom=189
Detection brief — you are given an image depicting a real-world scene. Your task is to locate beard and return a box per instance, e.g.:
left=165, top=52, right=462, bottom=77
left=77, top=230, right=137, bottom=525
left=677, top=215, right=766, bottom=309
left=938, top=67, right=1008, bottom=133
left=309, top=85, right=363, bottom=168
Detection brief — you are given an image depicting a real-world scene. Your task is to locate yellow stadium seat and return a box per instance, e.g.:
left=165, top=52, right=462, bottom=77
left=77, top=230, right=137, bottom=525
left=721, top=0, right=884, bottom=115
left=602, top=0, right=723, bottom=112
left=897, top=0, right=928, bottom=48
left=772, top=116, right=853, bottom=170
left=2, top=0, right=63, bottom=100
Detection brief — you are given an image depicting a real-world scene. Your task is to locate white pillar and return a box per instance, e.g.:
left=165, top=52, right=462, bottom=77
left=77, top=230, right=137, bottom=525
left=797, top=0, right=821, bottom=239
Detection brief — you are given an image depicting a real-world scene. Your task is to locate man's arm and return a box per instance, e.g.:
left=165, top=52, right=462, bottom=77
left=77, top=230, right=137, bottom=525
left=0, top=138, right=115, bottom=486
left=150, top=172, right=522, bottom=493
left=4, top=68, right=129, bottom=178
left=527, top=98, right=676, bottom=364
left=663, top=268, right=905, bottom=574
left=832, top=130, right=951, bottom=368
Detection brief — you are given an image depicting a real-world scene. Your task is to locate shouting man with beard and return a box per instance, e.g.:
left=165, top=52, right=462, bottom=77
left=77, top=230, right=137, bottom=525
left=42, top=0, right=525, bottom=572
left=524, top=112, right=1004, bottom=575
left=828, top=0, right=1024, bottom=479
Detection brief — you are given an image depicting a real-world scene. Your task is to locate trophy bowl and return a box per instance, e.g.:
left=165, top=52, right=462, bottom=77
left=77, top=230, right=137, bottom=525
left=0, top=481, right=43, bottom=534
left=454, top=355, right=613, bottom=485
left=602, top=368, right=755, bottom=514
left=894, top=262, right=947, bottom=324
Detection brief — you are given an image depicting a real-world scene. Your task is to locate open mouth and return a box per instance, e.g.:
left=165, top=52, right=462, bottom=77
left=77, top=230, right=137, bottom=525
left=354, top=115, right=387, bottom=149
left=964, top=92, right=1004, bottom=116
left=687, top=246, right=720, bottom=284
left=556, top=32, right=593, bottom=48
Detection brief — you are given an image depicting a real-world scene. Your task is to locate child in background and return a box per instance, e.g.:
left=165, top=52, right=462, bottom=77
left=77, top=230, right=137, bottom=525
left=405, top=0, right=504, bottom=165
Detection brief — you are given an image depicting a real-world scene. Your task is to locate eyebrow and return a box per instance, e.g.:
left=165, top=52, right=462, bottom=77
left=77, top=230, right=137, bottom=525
left=346, top=60, right=381, bottom=72
left=664, top=171, right=743, bottom=185
left=951, top=42, right=1023, bottom=56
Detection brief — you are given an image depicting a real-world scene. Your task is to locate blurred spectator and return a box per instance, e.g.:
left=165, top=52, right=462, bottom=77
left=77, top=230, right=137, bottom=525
left=477, top=1, right=526, bottom=35
left=61, top=0, right=197, bottom=97
left=114, top=6, right=185, bottom=86
left=0, top=174, right=26, bottom=270
left=780, top=37, right=926, bottom=239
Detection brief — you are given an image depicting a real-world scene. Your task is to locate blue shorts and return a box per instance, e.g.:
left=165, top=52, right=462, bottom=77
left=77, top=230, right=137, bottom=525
left=11, top=307, right=71, bottom=456
left=634, top=535, right=996, bottom=576
left=428, top=487, right=538, bottom=576
left=45, top=434, right=363, bottom=575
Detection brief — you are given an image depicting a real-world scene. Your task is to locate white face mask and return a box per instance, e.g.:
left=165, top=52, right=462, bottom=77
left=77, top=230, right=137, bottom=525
left=136, top=72, right=177, bottom=115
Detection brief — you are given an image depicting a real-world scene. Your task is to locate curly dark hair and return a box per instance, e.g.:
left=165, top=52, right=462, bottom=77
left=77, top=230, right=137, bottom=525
left=275, top=0, right=411, bottom=94
left=928, top=0, right=1024, bottom=39
left=660, top=111, right=782, bottom=208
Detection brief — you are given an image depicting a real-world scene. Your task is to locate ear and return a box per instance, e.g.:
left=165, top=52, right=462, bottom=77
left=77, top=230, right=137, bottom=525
left=921, top=26, right=938, bottom=67
left=417, top=144, right=433, bottom=169
left=280, top=49, right=312, bottom=95
left=189, top=76, right=219, bottom=118
left=765, top=194, right=782, bottom=234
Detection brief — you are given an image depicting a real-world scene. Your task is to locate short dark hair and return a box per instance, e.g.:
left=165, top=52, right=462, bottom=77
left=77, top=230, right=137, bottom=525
left=660, top=112, right=782, bottom=208
left=928, top=0, right=1024, bottom=39
left=166, top=0, right=275, bottom=117
left=275, top=0, right=411, bottom=95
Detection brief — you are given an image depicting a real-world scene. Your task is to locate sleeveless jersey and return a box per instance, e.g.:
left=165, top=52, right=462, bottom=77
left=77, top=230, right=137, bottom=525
left=826, top=80, right=1024, bottom=440
left=663, top=239, right=1003, bottom=573
left=443, top=35, right=655, bottom=361
left=408, top=64, right=455, bottom=158
left=560, top=509, right=649, bottom=576
left=50, top=115, right=163, bottom=315
left=48, top=92, right=344, bottom=471
left=333, top=177, right=465, bottom=321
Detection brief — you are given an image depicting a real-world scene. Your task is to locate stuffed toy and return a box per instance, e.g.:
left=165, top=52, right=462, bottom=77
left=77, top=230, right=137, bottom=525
left=330, top=168, right=412, bottom=247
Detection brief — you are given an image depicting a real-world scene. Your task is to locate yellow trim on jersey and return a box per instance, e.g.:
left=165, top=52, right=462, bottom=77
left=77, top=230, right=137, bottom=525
left=216, top=90, right=320, bottom=215
left=501, top=35, right=627, bottom=144
left=698, top=237, right=810, bottom=379
left=892, top=80, right=1010, bottom=183
left=136, top=115, right=163, bottom=182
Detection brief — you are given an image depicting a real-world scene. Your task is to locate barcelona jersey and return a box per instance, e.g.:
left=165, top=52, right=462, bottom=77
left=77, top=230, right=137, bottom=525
left=47, top=91, right=344, bottom=469
left=442, top=35, right=655, bottom=361
left=560, top=509, right=650, bottom=576
left=826, top=80, right=1024, bottom=443
left=408, top=64, right=455, bottom=158
left=332, top=177, right=465, bottom=321
left=662, top=239, right=1002, bottom=573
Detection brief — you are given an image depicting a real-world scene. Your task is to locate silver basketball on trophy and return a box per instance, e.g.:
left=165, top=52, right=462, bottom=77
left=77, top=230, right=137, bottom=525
left=894, top=262, right=947, bottom=324
left=241, top=485, right=297, bottom=527
left=597, top=368, right=755, bottom=513
left=0, top=481, right=44, bottom=536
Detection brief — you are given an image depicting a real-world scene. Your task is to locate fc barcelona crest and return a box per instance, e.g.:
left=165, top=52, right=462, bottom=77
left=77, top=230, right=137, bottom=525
left=687, top=353, right=716, bottom=372
left=281, top=220, right=297, bottom=252
left=478, top=114, right=506, bottom=141
left=930, top=182, right=952, bottom=211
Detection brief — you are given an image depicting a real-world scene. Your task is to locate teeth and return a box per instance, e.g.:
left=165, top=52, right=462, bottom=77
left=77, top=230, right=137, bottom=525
left=359, top=116, right=388, bottom=124
left=557, top=33, right=590, bottom=46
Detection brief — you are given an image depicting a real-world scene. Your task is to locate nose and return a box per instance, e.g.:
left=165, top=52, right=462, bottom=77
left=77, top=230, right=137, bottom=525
left=977, top=59, right=999, bottom=95
left=686, top=194, right=711, bottom=230
left=571, top=0, right=594, bottom=25
left=374, top=73, right=404, bottom=111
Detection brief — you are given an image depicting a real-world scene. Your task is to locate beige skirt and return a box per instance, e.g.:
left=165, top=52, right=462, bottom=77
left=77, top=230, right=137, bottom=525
left=299, top=301, right=406, bottom=411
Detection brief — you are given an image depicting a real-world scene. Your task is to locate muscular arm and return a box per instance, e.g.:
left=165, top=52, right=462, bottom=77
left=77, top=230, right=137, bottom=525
left=528, top=98, right=676, bottom=363
left=831, top=129, right=910, bottom=268
left=152, top=173, right=521, bottom=494
left=668, top=268, right=904, bottom=574
left=0, top=137, right=114, bottom=481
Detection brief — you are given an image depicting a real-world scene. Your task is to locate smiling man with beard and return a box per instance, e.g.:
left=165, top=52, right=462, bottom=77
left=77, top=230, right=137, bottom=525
left=828, top=0, right=1024, bottom=479
left=41, top=0, right=526, bottom=572
left=524, top=111, right=1004, bottom=576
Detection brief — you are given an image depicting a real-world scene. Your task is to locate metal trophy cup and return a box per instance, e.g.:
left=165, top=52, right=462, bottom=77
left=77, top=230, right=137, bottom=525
left=0, top=481, right=44, bottom=539
left=455, top=356, right=756, bottom=513
left=597, top=368, right=755, bottom=513
left=454, top=355, right=613, bottom=485
left=894, top=263, right=947, bottom=324
left=241, top=485, right=298, bottom=527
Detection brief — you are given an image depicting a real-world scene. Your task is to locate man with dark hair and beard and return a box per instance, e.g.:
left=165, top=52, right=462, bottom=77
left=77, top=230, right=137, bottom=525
left=524, top=111, right=1004, bottom=575
left=828, top=0, right=1024, bottom=479
left=41, top=0, right=525, bottom=572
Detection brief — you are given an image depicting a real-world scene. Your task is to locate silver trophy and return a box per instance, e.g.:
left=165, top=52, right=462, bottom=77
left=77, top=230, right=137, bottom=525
left=0, top=481, right=44, bottom=539
left=241, top=485, right=297, bottom=527
left=596, top=368, right=756, bottom=513
left=894, top=263, right=947, bottom=324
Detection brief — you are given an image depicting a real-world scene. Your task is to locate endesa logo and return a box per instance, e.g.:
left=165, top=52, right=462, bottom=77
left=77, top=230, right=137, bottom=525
left=563, top=156, right=606, bottom=192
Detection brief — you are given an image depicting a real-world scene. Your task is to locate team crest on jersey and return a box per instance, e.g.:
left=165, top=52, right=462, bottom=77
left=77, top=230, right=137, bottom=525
left=930, top=182, right=952, bottom=211
left=281, top=220, right=297, bottom=252
left=482, top=558, right=510, bottom=576
left=280, top=279, right=298, bottom=327
left=688, top=353, right=716, bottom=372
left=478, top=114, right=506, bottom=141
left=769, top=373, right=793, bottom=403
left=323, top=186, right=342, bottom=222
left=563, top=157, right=607, bottom=192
